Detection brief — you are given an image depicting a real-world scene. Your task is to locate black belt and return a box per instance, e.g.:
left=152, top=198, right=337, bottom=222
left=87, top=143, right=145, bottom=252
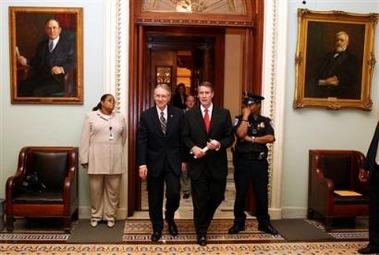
left=235, top=152, right=266, bottom=160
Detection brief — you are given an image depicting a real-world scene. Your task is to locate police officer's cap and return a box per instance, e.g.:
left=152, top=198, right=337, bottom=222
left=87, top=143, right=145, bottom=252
left=242, top=92, right=265, bottom=105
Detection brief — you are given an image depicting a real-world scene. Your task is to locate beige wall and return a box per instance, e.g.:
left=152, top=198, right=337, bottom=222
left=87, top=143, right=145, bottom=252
left=224, top=29, right=244, bottom=119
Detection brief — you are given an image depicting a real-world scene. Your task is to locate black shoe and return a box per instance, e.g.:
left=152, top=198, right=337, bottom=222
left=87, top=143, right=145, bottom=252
left=151, top=231, right=161, bottom=242
left=228, top=224, right=245, bottom=234
left=167, top=220, right=178, bottom=237
left=258, top=224, right=279, bottom=235
left=197, top=234, right=207, bottom=246
left=183, top=194, right=190, bottom=199
left=358, top=246, right=379, bottom=254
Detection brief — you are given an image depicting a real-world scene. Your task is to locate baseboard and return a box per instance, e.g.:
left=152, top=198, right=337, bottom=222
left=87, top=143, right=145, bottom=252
left=281, top=207, right=308, bottom=219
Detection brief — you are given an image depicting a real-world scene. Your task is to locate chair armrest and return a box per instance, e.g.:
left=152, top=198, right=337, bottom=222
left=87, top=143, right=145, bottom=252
left=309, top=168, right=336, bottom=213
left=63, top=162, right=78, bottom=203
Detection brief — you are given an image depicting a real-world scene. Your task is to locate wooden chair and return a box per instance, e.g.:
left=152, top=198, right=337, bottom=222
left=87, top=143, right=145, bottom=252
left=308, top=149, right=369, bottom=230
left=6, top=146, right=79, bottom=232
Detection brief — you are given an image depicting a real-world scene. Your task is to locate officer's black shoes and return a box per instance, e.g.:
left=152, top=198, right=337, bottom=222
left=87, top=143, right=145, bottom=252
left=151, top=231, right=162, bottom=241
left=197, top=234, right=207, bottom=246
left=228, top=224, right=245, bottom=234
left=258, top=224, right=279, bottom=235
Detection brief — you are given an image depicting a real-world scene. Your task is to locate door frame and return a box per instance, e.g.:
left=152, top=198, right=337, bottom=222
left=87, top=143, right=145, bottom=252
left=127, top=0, right=264, bottom=216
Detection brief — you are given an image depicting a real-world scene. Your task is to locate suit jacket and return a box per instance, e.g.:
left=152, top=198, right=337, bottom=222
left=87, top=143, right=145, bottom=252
left=29, top=37, right=77, bottom=84
left=364, top=122, right=379, bottom=179
left=182, top=105, right=234, bottom=180
left=137, top=105, right=185, bottom=177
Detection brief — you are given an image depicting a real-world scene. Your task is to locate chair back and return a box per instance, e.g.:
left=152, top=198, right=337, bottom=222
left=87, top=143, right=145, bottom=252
left=32, top=151, right=68, bottom=189
left=319, top=154, right=352, bottom=190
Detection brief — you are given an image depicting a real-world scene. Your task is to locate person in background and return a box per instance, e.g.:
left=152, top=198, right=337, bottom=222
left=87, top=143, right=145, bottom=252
left=182, top=81, right=234, bottom=246
left=172, top=83, right=187, bottom=109
left=17, top=18, right=76, bottom=97
left=80, top=94, right=126, bottom=228
left=137, top=83, right=186, bottom=242
left=181, top=94, right=196, bottom=199
left=228, top=92, right=278, bottom=236
left=357, top=122, right=379, bottom=254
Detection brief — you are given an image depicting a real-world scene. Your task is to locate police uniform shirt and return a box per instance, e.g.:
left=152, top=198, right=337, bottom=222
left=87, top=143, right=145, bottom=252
left=233, top=114, right=274, bottom=155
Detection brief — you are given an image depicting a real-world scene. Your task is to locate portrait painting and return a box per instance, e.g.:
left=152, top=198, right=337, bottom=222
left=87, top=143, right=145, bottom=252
left=9, top=7, right=83, bottom=104
left=293, top=9, right=378, bottom=110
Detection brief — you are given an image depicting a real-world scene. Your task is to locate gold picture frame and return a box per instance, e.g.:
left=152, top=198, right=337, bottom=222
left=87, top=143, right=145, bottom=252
left=9, top=7, right=83, bottom=104
left=293, top=9, right=378, bottom=110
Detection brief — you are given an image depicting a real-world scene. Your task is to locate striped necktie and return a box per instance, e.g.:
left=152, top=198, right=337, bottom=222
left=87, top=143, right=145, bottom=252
left=160, top=111, right=167, bottom=135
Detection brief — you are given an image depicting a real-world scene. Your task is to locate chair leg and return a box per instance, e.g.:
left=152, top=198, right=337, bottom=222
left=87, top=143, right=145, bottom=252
left=72, top=209, right=79, bottom=221
left=6, top=215, right=14, bottom=232
left=307, top=208, right=314, bottom=219
left=63, top=217, right=71, bottom=233
left=324, top=217, right=332, bottom=231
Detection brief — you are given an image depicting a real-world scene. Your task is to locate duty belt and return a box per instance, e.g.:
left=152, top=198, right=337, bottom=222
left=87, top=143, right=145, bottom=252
left=236, top=152, right=266, bottom=160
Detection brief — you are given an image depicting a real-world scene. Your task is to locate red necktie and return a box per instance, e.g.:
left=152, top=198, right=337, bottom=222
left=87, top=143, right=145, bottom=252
left=204, top=109, right=210, bottom=133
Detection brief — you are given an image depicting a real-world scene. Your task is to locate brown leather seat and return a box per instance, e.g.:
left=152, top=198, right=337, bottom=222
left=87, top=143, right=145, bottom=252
left=6, top=146, right=79, bottom=232
left=308, top=150, right=369, bottom=230
left=307, top=149, right=369, bottom=230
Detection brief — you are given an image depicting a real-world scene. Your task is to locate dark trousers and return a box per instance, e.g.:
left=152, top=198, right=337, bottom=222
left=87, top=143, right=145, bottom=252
left=369, top=168, right=379, bottom=248
left=233, top=158, right=270, bottom=227
left=191, top=166, right=226, bottom=236
left=147, top=163, right=180, bottom=232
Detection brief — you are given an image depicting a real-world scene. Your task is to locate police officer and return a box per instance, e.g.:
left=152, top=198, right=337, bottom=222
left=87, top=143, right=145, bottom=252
left=228, top=92, right=278, bottom=236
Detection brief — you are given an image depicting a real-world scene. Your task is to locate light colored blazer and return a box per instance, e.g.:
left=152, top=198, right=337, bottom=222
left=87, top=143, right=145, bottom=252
left=80, top=110, right=127, bottom=175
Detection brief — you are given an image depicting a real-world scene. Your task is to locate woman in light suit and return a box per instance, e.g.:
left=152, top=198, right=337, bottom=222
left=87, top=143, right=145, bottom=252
left=80, top=94, right=126, bottom=228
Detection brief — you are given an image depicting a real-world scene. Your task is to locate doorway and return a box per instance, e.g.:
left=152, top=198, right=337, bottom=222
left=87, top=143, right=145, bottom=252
left=127, top=2, right=264, bottom=218
left=141, top=26, right=226, bottom=109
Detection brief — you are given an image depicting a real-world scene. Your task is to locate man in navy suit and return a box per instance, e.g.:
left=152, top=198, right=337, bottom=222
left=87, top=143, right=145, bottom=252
left=137, top=83, right=185, bottom=242
left=182, top=81, right=234, bottom=246
left=358, top=122, right=379, bottom=254
left=17, top=18, right=76, bottom=97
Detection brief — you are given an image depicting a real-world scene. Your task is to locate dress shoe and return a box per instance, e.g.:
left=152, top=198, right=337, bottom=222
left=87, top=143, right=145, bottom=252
left=228, top=224, right=245, bottom=234
left=90, top=219, right=98, bottom=227
left=258, top=224, right=279, bottom=235
left=167, top=220, right=178, bottom=237
left=183, top=193, right=190, bottom=199
left=197, top=234, right=207, bottom=246
left=107, top=220, right=115, bottom=228
left=151, top=231, right=161, bottom=242
left=358, top=246, right=379, bottom=254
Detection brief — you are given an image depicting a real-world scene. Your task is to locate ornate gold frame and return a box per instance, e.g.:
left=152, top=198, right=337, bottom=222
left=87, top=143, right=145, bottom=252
left=293, top=9, right=378, bottom=110
left=9, top=7, right=83, bottom=104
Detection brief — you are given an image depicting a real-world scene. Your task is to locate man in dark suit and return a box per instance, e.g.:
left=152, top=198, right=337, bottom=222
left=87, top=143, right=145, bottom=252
left=305, top=31, right=359, bottom=99
left=357, top=122, right=379, bottom=254
left=182, top=81, right=234, bottom=246
left=17, top=18, right=76, bottom=97
left=137, top=83, right=185, bottom=242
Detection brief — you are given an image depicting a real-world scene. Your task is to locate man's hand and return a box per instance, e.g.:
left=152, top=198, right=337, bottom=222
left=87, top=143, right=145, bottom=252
left=139, top=166, right=148, bottom=180
left=207, top=139, right=220, bottom=151
left=51, top=66, right=64, bottom=75
left=358, top=168, right=369, bottom=182
left=192, top=146, right=206, bottom=159
left=17, top=56, right=28, bottom=66
left=241, top=106, right=250, bottom=119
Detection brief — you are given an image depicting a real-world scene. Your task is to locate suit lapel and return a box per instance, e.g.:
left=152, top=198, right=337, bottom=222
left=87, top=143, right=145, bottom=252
left=151, top=107, right=164, bottom=136
left=208, top=107, right=218, bottom=134
left=166, top=106, right=173, bottom=135
left=195, top=106, right=208, bottom=134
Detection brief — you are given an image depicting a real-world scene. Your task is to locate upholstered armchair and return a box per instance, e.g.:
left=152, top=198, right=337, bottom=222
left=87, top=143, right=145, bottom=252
left=308, top=149, right=369, bottom=230
left=6, top=146, right=79, bottom=232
